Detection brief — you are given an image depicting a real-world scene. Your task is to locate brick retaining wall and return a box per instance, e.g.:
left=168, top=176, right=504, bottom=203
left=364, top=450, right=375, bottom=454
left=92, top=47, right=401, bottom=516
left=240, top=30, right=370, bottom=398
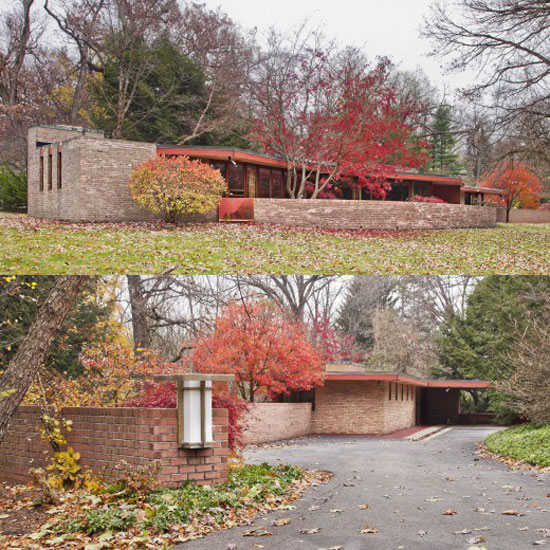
left=0, top=406, right=229, bottom=487
left=242, top=403, right=313, bottom=445
left=496, top=208, right=550, bottom=224
left=312, top=381, right=416, bottom=435
left=254, top=199, right=497, bottom=230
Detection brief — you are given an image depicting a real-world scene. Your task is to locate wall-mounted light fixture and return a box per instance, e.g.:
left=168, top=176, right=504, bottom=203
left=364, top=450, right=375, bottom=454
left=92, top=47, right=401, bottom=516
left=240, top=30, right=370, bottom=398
left=154, top=373, right=234, bottom=449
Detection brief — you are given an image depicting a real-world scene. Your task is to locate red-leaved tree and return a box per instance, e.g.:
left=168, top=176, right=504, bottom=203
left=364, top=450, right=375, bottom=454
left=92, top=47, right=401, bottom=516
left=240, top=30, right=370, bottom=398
left=192, top=301, right=324, bottom=402
left=250, top=33, right=428, bottom=199
left=480, top=160, right=542, bottom=221
left=309, top=315, right=362, bottom=363
left=124, top=382, right=249, bottom=449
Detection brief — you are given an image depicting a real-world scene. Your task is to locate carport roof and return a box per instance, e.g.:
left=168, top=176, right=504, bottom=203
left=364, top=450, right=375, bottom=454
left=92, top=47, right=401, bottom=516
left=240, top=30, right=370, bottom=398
left=325, top=371, right=490, bottom=389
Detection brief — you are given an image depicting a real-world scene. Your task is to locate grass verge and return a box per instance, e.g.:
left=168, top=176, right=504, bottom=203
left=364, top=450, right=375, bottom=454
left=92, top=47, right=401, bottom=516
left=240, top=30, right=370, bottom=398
left=484, top=424, right=550, bottom=468
left=0, top=214, right=549, bottom=274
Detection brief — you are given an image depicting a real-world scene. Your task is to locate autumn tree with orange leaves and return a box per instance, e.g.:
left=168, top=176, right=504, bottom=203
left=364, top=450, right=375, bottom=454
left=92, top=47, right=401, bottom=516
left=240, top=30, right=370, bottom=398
left=480, top=160, right=542, bottom=222
left=192, top=301, right=324, bottom=402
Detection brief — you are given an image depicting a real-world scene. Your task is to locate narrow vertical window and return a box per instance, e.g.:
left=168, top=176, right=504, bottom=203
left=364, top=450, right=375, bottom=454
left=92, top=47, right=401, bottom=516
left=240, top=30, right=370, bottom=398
left=401, top=384, right=404, bottom=401
left=48, top=152, right=53, bottom=190
left=395, top=383, right=398, bottom=400
left=57, top=151, right=62, bottom=189
left=39, top=155, right=44, bottom=192
left=388, top=382, right=392, bottom=400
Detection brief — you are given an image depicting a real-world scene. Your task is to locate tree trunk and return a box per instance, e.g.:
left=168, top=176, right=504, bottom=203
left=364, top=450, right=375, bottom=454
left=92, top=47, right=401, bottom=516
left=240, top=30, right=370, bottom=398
left=0, top=276, right=85, bottom=444
left=127, top=275, right=151, bottom=354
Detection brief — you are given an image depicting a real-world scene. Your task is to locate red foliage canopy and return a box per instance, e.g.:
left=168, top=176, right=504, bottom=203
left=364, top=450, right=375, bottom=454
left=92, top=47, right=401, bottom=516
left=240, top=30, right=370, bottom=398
left=191, top=301, right=325, bottom=402
left=309, top=315, right=362, bottom=363
left=252, top=52, right=428, bottom=200
left=480, top=160, right=542, bottom=213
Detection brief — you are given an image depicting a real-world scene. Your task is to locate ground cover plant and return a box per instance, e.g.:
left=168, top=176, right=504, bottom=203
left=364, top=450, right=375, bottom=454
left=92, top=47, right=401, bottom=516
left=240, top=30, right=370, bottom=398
left=485, top=424, right=550, bottom=468
left=0, top=462, right=330, bottom=549
left=0, top=215, right=548, bottom=274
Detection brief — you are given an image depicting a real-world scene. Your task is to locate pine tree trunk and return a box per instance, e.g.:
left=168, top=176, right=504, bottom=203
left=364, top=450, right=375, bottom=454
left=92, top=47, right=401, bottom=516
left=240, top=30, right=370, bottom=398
left=127, top=275, right=150, bottom=354
left=0, top=276, right=85, bottom=444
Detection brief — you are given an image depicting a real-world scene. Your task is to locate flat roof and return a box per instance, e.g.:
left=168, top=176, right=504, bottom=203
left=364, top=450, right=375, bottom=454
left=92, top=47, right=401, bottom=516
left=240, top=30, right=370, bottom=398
left=325, top=371, right=490, bottom=389
left=463, top=185, right=509, bottom=195
left=157, top=145, right=466, bottom=185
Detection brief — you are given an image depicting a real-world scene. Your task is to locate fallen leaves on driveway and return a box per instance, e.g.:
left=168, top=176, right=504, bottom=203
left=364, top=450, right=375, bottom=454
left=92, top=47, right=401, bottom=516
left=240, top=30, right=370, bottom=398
left=502, top=509, right=525, bottom=516
left=358, top=525, right=379, bottom=534
left=443, top=509, right=458, bottom=515
left=271, top=518, right=290, bottom=526
left=243, top=529, right=273, bottom=537
left=299, top=527, right=320, bottom=534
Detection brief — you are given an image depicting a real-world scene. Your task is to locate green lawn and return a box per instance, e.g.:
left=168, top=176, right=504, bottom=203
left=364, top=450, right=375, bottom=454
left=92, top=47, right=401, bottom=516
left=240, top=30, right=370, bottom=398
left=485, top=424, right=550, bottom=468
left=1, top=214, right=549, bottom=274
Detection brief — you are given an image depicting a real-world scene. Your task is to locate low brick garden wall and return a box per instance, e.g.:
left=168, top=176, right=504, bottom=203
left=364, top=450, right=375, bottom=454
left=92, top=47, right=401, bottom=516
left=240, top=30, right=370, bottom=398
left=242, top=403, right=313, bottom=445
left=0, top=406, right=229, bottom=486
left=254, top=199, right=497, bottom=230
left=496, top=208, right=550, bottom=224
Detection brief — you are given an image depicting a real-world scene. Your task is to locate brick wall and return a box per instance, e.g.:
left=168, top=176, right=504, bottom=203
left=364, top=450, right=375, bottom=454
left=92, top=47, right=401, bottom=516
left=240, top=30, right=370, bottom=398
left=424, top=388, right=460, bottom=425
left=241, top=403, right=312, bottom=445
left=27, top=125, right=218, bottom=222
left=496, top=208, right=550, bottom=224
left=254, top=199, right=497, bottom=230
left=384, top=382, right=416, bottom=433
left=0, top=406, right=229, bottom=487
left=312, top=381, right=415, bottom=435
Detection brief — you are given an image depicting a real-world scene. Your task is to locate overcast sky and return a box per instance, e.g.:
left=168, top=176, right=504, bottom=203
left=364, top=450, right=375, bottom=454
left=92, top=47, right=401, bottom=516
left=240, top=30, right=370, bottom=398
left=201, top=0, right=469, bottom=96
left=0, top=0, right=472, bottom=96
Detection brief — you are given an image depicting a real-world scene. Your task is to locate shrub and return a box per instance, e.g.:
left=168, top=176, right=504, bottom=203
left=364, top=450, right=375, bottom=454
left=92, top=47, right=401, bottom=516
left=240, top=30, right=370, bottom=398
left=409, top=194, right=446, bottom=203
left=85, top=506, right=137, bottom=534
left=0, top=164, right=27, bottom=212
left=128, top=155, right=227, bottom=223
left=124, top=382, right=249, bottom=449
left=539, top=202, right=550, bottom=210
left=485, top=424, right=550, bottom=467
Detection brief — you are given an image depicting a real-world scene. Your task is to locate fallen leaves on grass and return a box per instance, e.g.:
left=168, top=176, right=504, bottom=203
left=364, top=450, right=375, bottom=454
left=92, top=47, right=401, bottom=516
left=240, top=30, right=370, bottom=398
left=1, top=214, right=548, bottom=275
left=0, top=466, right=331, bottom=549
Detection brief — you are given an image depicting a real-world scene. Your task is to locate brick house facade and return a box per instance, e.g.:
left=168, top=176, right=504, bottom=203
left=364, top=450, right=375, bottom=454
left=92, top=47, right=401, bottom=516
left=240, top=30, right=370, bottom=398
left=242, top=366, right=491, bottom=444
left=27, top=124, right=507, bottom=227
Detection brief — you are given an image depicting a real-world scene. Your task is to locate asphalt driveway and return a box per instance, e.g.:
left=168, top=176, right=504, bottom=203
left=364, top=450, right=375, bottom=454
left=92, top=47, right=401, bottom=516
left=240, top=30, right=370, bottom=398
left=177, top=427, right=549, bottom=550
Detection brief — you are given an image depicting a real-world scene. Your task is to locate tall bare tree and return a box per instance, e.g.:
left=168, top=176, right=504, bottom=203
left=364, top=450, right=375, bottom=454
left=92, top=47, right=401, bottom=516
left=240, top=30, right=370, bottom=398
left=0, top=276, right=85, bottom=443
left=230, top=276, right=341, bottom=322
left=422, top=0, right=550, bottom=166
left=43, top=0, right=105, bottom=124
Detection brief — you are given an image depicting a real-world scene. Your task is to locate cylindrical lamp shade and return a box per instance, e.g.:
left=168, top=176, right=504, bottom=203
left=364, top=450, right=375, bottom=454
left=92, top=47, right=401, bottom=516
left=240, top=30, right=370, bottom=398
left=153, top=374, right=234, bottom=450
left=181, top=380, right=213, bottom=448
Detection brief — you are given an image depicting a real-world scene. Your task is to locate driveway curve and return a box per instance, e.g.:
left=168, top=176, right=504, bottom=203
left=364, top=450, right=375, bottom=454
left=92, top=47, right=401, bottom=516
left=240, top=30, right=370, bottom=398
left=177, top=427, right=549, bottom=550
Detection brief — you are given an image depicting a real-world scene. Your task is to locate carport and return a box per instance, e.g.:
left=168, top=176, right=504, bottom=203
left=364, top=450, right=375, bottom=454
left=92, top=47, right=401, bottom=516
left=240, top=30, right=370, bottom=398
left=313, top=368, right=491, bottom=435
left=414, top=379, right=492, bottom=425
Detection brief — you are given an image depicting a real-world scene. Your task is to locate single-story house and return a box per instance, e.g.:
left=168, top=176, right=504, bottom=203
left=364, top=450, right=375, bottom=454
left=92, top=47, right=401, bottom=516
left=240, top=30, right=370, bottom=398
left=242, top=363, right=491, bottom=444
left=27, top=124, right=507, bottom=228
left=311, top=363, right=491, bottom=435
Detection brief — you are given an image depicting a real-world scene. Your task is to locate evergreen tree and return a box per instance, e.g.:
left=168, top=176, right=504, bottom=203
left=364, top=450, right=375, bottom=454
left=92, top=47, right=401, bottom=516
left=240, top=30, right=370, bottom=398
left=428, top=105, right=463, bottom=175
left=438, top=276, right=550, bottom=415
left=0, top=276, right=114, bottom=377
left=92, top=37, right=205, bottom=144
